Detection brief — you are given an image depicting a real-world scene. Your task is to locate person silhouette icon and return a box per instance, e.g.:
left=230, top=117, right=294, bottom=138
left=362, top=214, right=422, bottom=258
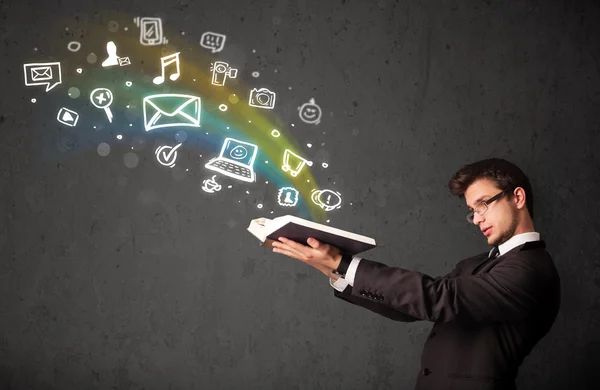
left=101, top=41, right=119, bottom=67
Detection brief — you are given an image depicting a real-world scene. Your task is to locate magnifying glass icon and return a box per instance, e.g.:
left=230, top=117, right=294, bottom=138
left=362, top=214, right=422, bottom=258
left=90, top=88, right=114, bottom=123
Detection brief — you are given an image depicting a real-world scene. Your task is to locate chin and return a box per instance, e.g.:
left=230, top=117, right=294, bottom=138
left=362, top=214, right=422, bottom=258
left=488, top=235, right=501, bottom=247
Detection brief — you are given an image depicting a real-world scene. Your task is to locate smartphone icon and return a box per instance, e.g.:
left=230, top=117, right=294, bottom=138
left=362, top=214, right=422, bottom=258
left=136, top=17, right=164, bottom=46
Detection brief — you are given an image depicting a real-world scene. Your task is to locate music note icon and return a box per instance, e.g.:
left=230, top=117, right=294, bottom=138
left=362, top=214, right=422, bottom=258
left=153, top=52, right=181, bottom=85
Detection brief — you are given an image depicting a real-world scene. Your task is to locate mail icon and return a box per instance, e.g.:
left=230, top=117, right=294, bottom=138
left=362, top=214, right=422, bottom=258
left=23, top=62, right=62, bottom=92
left=118, top=57, right=131, bottom=66
left=143, top=94, right=201, bottom=131
left=31, top=66, right=52, bottom=80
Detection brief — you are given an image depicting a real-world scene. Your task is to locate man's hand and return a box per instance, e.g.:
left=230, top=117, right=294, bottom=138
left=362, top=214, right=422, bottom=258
left=272, top=237, right=343, bottom=279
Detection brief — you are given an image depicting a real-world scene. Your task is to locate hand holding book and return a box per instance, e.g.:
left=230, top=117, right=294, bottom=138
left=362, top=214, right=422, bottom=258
left=247, top=215, right=376, bottom=280
left=247, top=215, right=376, bottom=256
left=272, top=236, right=343, bottom=280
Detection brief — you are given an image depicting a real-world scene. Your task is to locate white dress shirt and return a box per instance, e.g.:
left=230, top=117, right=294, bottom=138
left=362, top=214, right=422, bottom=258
left=330, top=231, right=541, bottom=292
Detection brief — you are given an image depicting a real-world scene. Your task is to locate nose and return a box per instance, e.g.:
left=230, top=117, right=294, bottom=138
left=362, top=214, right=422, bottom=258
left=473, top=212, right=485, bottom=225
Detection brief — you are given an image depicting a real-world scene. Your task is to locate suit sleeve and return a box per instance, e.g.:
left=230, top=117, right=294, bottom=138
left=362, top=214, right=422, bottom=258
left=353, top=254, right=551, bottom=323
left=332, top=262, right=464, bottom=322
left=333, top=284, right=419, bottom=322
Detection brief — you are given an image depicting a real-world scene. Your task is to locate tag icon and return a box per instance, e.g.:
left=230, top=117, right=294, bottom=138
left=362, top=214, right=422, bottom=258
left=56, top=107, right=79, bottom=127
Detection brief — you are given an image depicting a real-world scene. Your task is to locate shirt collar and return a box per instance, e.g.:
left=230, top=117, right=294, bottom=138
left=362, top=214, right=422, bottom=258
left=488, top=231, right=541, bottom=257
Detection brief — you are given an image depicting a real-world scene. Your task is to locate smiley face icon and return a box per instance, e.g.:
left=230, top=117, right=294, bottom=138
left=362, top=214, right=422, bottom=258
left=229, top=145, right=248, bottom=160
left=298, top=98, right=322, bottom=125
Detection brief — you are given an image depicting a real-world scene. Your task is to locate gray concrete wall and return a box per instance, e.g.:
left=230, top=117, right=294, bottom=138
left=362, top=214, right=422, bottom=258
left=1, top=0, right=599, bottom=388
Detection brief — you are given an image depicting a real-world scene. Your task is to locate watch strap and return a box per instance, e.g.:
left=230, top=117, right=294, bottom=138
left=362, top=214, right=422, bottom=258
left=333, top=254, right=353, bottom=276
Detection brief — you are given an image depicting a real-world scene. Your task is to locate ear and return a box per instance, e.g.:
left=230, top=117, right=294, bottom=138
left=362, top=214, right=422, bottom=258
left=512, top=187, right=527, bottom=210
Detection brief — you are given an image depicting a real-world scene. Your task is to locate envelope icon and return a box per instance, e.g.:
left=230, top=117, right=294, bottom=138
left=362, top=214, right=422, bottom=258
left=31, top=66, right=52, bottom=81
left=118, top=57, right=131, bottom=66
left=143, top=94, right=201, bottom=131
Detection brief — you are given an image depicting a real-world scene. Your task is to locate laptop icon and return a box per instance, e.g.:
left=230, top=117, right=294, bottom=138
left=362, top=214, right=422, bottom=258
left=205, top=137, right=258, bottom=182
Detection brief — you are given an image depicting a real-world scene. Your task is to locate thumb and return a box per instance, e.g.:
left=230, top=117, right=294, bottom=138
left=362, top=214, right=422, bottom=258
left=307, top=237, right=320, bottom=248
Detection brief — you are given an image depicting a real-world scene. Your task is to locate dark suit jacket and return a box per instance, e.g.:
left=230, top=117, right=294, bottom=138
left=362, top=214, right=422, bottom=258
left=334, top=240, right=560, bottom=390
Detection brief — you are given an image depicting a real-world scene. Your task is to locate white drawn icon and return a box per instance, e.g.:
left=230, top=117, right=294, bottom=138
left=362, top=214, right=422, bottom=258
left=205, top=138, right=258, bottom=183
left=56, top=107, right=79, bottom=127
left=153, top=52, right=180, bottom=84
left=298, top=98, right=322, bottom=124
left=282, top=149, right=313, bottom=177
left=200, top=32, right=226, bottom=53
left=67, top=41, right=81, bottom=52
left=134, top=17, right=168, bottom=46
left=202, top=175, right=222, bottom=193
left=155, top=143, right=183, bottom=167
left=277, top=187, right=299, bottom=207
left=23, top=62, right=62, bottom=92
left=311, top=189, right=342, bottom=211
left=102, top=41, right=120, bottom=67
left=248, top=88, right=276, bottom=109
left=210, top=61, right=237, bottom=86
left=118, top=57, right=131, bottom=66
left=90, top=88, right=114, bottom=123
left=143, top=94, right=201, bottom=131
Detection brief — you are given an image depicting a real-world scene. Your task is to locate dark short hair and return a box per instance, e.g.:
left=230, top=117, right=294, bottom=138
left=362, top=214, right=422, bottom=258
left=448, top=158, right=534, bottom=218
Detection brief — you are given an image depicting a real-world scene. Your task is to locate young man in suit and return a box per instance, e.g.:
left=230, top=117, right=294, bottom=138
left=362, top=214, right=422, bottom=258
left=272, top=158, right=561, bottom=390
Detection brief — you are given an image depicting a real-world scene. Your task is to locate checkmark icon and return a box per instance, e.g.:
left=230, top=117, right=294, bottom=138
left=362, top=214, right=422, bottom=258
left=163, top=143, right=182, bottom=160
left=155, top=143, right=183, bottom=167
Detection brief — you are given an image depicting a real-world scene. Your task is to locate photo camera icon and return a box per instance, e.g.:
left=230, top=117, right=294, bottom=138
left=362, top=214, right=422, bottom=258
left=248, top=88, right=276, bottom=110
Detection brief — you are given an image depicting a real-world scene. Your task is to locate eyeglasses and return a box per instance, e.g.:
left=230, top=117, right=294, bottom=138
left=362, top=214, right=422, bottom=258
left=466, top=189, right=510, bottom=224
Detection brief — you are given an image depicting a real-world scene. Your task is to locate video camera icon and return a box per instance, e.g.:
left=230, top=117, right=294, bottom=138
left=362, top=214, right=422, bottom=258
left=210, top=61, right=237, bottom=87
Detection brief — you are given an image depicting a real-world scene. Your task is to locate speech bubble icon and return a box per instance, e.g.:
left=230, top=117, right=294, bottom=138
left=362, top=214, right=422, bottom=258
left=23, top=62, right=62, bottom=92
left=200, top=32, right=226, bottom=53
left=311, top=189, right=342, bottom=211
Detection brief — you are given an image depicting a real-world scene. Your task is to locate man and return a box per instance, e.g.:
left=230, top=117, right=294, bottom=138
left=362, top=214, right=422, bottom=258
left=272, top=158, right=561, bottom=390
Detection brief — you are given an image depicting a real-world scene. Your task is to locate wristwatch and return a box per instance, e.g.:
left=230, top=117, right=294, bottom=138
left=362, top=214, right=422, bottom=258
left=332, top=254, right=353, bottom=277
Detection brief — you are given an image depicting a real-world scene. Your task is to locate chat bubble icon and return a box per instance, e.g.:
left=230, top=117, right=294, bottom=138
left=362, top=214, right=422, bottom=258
left=23, top=62, right=62, bottom=92
left=200, top=32, right=226, bottom=53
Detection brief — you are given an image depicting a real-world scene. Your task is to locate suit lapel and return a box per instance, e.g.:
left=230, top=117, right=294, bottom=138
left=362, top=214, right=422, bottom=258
left=464, top=253, right=492, bottom=275
left=466, top=240, right=547, bottom=275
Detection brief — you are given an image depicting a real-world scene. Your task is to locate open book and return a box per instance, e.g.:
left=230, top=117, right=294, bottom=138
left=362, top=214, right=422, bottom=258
left=247, top=215, right=376, bottom=256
